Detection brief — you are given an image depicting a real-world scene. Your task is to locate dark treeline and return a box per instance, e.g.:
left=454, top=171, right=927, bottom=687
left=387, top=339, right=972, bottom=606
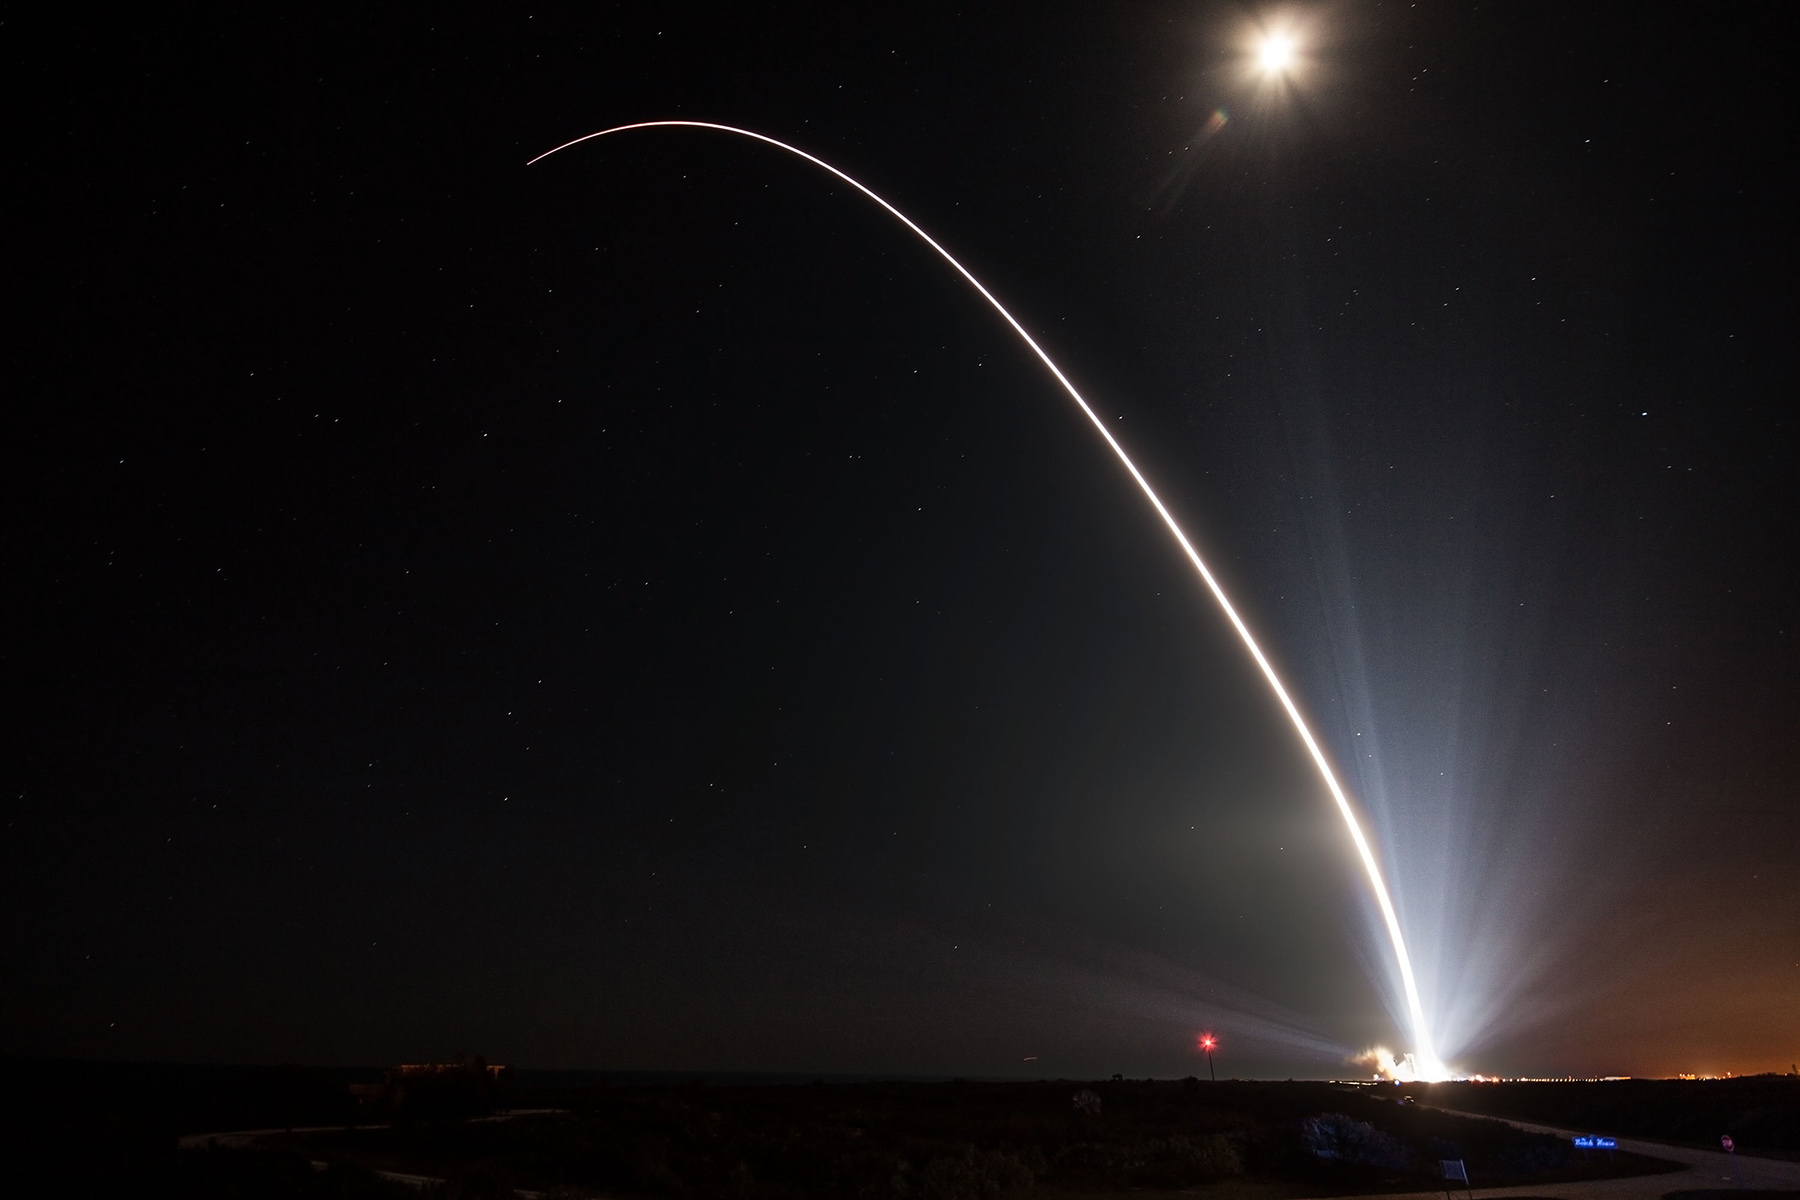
left=1, top=1056, right=380, bottom=1133
left=0, top=1063, right=1692, bottom=1198
left=317, top=1078, right=1674, bottom=1196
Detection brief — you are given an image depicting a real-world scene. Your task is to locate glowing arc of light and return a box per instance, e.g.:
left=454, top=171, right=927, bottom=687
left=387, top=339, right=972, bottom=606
left=528, top=121, right=1440, bottom=1075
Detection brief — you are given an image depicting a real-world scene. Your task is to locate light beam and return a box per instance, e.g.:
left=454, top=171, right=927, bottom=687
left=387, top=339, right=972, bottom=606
left=528, top=121, right=1444, bottom=1078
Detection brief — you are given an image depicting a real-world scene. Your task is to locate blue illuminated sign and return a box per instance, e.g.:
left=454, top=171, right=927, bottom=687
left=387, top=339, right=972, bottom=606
left=1572, top=1137, right=1617, bottom=1149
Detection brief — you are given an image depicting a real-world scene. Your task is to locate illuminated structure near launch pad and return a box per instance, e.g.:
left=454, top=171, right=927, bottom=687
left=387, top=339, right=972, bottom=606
left=531, top=121, right=1448, bottom=1080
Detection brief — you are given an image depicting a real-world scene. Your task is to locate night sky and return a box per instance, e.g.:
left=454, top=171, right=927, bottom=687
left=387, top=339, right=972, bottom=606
left=6, top=3, right=1795, bottom=1081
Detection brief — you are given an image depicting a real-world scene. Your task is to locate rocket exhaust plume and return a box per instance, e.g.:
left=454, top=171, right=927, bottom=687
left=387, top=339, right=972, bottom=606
left=1356, top=1047, right=1427, bottom=1082
left=529, top=121, right=1445, bottom=1079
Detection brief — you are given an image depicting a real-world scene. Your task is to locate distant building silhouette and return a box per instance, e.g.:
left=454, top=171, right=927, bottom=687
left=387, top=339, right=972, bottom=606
left=350, top=1055, right=507, bottom=1118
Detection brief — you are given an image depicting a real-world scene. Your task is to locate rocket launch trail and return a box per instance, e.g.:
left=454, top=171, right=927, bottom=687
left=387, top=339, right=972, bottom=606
left=529, top=120, right=1444, bottom=1078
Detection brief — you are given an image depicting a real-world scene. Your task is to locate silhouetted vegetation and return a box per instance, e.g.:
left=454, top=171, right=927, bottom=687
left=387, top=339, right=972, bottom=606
left=0, top=1061, right=1711, bottom=1198
left=170, top=1148, right=419, bottom=1198
left=1422, top=1076, right=1800, bottom=1157
left=287, top=1079, right=1680, bottom=1196
left=0, top=1132, right=416, bottom=1200
left=2, top=1055, right=374, bottom=1134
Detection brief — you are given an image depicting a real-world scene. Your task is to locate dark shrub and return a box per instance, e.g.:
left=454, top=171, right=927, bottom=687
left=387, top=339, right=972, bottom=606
left=891, top=1147, right=1035, bottom=1199
left=1300, top=1113, right=1415, bottom=1170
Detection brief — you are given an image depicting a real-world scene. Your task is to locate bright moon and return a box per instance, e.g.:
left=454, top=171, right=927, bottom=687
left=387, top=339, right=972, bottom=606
left=1258, top=33, right=1295, bottom=74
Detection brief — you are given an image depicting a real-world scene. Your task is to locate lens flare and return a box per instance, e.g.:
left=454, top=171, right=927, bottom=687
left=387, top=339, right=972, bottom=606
left=529, top=122, right=1444, bottom=1076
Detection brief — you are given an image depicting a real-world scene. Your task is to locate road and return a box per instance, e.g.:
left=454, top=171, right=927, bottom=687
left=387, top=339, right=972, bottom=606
left=1321, top=1110, right=1800, bottom=1200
